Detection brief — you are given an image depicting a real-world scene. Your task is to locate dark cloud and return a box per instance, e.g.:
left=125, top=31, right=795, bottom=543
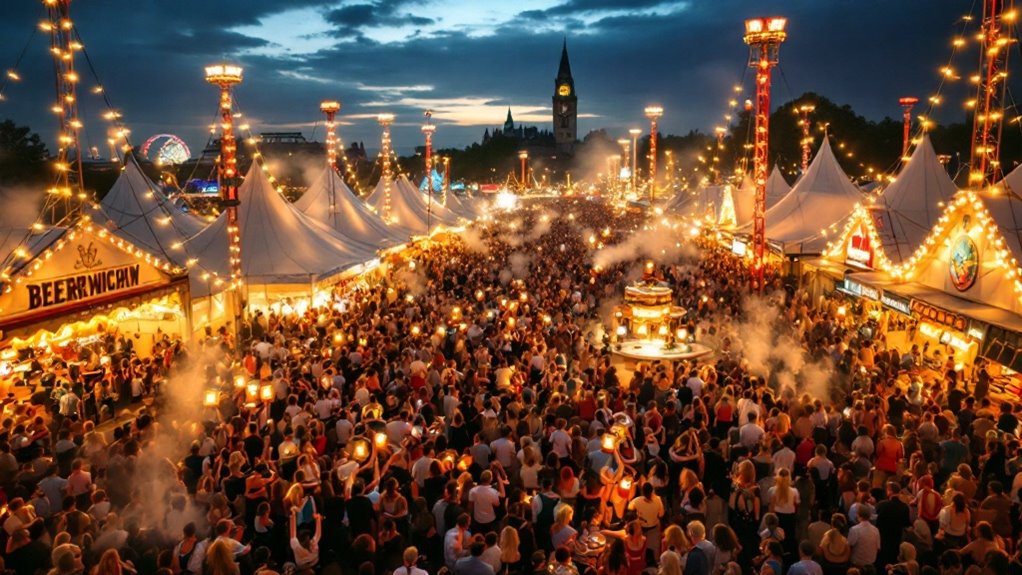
left=0, top=0, right=983, bottom=162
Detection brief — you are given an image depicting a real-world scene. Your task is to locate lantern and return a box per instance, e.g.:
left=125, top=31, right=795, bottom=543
left=259, top=384, right=273, bottom=402
left=620, top=475, right=633, bottom=490
left=411, top=325, right=421, bottom=336
left=456, top=454, right=473, bottom=471
left=374, top=432, right=388, bottom=449
left=245, top=383, right=258, bottom=402
left=616, top=325, right=627, bottom=337
left=234, top=375, right=246, bottom=388
left=351, top=438, right=370, bottom=462
left=203, top=389, right=218, bottom=407
left=601, top=433, right=620, bottom=452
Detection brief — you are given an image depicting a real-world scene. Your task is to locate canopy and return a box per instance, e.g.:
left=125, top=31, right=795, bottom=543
left=91, top=156, right=208, bottom=267
left=765, top=166, right=791, bottom=209
left=752, top=138, right=864, bottom=253
left=991, top=165, right=1022, bottom=267
left=295, top=166, right=410, bottom=248
left=366, top=174, right=460, bottom=234
left=185, top=164, right=375, bottom=296
left=872, top=135, right=958, bottom=264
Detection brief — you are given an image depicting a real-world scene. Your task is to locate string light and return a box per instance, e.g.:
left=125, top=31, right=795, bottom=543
left=377, top=113, right=395, bottom=221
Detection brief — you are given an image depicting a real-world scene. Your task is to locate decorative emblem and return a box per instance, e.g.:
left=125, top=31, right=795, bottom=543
left=74, top=242, right=103, bottom=270
left=948, top=234, right=979, bottom=292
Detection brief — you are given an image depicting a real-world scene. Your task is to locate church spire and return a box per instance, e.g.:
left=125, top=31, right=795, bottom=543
left=557, top=38, right=572, bottom=80
left=504, top=107, right=514, bottom=132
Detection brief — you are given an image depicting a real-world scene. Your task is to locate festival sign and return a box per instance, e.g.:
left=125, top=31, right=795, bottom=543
left=948, top=234, right=979, bottom=292
left=0, top=226, right=172, bottom=325
left=845, top=222, right=875, bottom=268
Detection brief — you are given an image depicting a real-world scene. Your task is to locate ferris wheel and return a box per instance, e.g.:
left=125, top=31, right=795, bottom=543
left=141, top=133, right=191, bottom=165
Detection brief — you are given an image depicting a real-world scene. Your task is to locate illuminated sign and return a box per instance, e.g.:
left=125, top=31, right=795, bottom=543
left=841, top=279, right=879, bottom=301
left=880, top=291, right=911, bottom=315
left=27, top=265, right=140, bottom=310
left=967, top=322, right=987, bottom=342
left=949, top=234, right=979, bottom=291
left=845, top=224, right=874, bottom=267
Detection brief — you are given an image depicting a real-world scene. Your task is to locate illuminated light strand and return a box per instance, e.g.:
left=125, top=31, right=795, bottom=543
left=377, top=113, right=395, bottom=221
left=968, top=0, right=1012, bottom=187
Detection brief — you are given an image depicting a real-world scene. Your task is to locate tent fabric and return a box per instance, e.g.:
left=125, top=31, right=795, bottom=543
left=295, top=166, right=410, bottom=248
left=185, top=164, right=375, bottom=296
left=91, top=156, right=207, bottom=267
left=397, top=175, right=462, bottom=226
left=747, top=138, right=864, bottom=253
left=366, top=175, right=460, bottom=234
left=991, top=165, right=1022, bottom=267
left=765, top=166, right=791, bottom=209
left=870, top=135, right=958, bottom=265
left=442, top=191, right=481, bottom=220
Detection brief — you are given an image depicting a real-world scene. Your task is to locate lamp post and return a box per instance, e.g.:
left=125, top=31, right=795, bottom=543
left=321, top=100, right=341, bottom=171
left=442, top=157, right=450, bottom=204
left=205, top=63, right=244, bottom=338
left=421, top=114, right=435, bottom=236
left=644, top=106, right=663, bottom=203
left=796, top=103, right=815, bottom=173
left=45, top=0, right=86, bottom=222
left=743, top=16, right=787, bottom=293
left=898, top=97, right=918, bottom=162
left=377, top=113, right=395, bottom=220
left=617, top=138, right=631, bottom=196
left=629, top=128, right=641, bottom=196
left=518, top=150, right=528, bottom=191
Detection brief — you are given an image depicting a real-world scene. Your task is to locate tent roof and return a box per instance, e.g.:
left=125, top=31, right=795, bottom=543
left=295, top=166, right=409, bottom=247
left=756, top=138, right=864, bottom=252
left=766, top=165, right=791, bottom=209
left=185, top=164, right=375, bottom=295
left=991, top=165, right=1022, bottom=266
left=397, top=175, right=462, bottom=225
left=91, top=156, right=207, bottom=267
left=870, top=135, right=959, bottom=264
left=366, top=174, right=460, bottom=233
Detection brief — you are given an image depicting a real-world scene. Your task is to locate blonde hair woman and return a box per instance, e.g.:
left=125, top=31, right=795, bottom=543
left=205, top=539, right=240, bottom=575
left=550, top=504, right=577, bottom=549
left=660, top=524, right=691, bottom=555
left=499, top=526, right=521, bottom=570
left=768, top=468, right=799, bottom=558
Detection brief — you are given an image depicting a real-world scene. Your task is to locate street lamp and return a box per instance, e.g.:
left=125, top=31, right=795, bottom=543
left=617, top=138, right=631, bottom=196
left=518, top=150, right=528, bottom=191
left=644, top=106, right=663, bottom=203
left=629, top=128, right=641, bottom=196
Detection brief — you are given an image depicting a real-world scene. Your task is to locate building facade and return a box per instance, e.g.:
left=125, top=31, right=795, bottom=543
left=552, top=40, right=578, bottom=155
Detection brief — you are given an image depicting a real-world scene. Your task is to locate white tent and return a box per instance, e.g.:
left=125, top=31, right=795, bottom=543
left=295, top=166, right=411, bottom=248
left=91, top=156, right=208, bottom=267
left=366, top=175, right=460, bottom=234
left=442, top=191, right=481, bottom=220
left=185, top=164, right=376, bottom=297
left=398, top=175, right=462, bottom=226
left=765, top=166, right=791, bottom=209
left=992, top=165, right=1022, bottom=267
left=871, top=135, right=958, bottom=264
left=752, top=138, right=864, bottom=253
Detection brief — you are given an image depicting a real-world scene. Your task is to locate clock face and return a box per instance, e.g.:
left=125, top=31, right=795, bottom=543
left=558, top=84, right=571, bottom=97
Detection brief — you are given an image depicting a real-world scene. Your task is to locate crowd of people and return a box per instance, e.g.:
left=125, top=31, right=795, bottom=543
left=0, top=199, right=1018, bottom=575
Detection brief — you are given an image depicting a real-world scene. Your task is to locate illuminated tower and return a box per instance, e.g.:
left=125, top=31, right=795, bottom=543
left=320, top=100, right=341, bottom=171
left=629, top=128, right=641, bottom=194
left=44, top=0, right=86, bottom=222
left=644, top=106, right=663, bottom=202
left=898, top=97, right=918, bottom=161
left=205, top=64, right=244, bottom=291
left=421, top=110, right=436, bottom=199
left=519, top=150, right=529, bottom=191
left=969, top=0, right=1013, bottom=187
left=796, top=103, right=815, bottom=173
left=377, top=113, right=395, bottom=220
left=743, top=17, right=787, bottom=292
left=552, top=40, right=578, bottom=154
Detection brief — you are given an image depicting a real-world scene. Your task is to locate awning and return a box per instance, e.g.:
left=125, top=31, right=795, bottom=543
left=801, top=257, right=868, bottom=279
left=851, top=272, right=1022, bottom=334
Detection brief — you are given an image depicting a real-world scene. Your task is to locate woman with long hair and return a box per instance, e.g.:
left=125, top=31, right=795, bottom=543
left=92, top=548, right=133, bottom=575
left=938, top=492, right=971, bottom=550
left=205, top=539, right=240, bottom=575
left=379, top=477, right=410, bottom=531
left=817, top=513, right=850, bottom=573
left=767, top=468, right=799, bottom=559
left=601, top=520, right=647, bottom=575
left=712, top=524, right=742, bottom=573
left=729, top=459, right=760, bottom=565
left=499, top=526, right=522, bottom=575
left=601, top=538, right=630, bottom=575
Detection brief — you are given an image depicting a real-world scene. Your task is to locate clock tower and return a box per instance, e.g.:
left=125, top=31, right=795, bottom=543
left=553, top=39, right=577, bottom=154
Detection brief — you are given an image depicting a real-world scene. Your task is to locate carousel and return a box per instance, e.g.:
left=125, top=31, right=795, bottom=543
left=611, top=262, right=713, bottom=362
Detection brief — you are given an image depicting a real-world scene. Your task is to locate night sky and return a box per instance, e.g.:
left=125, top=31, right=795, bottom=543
left=0, top=1, right=975, bottom=156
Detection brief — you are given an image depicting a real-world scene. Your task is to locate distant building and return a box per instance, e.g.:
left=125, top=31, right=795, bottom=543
left=552, top=39, right=578, bottom=154
left=482, top=108, right=553, bottom=145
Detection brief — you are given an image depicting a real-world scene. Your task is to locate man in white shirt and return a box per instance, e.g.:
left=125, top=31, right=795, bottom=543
left=468, top=470, right=504, bottom=534
left=739, top=412, right=765, bottom=449
left=685, top=371, right=704, bottom=398
left=335, top=411, right=354, bottom=447
left=411, top=447, right=436, bottom=488
left=490, top=430, right=517, bottom=469
left=549, top=419, right=572, bottom=460
left=771, top=437, right=796, bottom=473
left=847, top=507, right=881, bottom=567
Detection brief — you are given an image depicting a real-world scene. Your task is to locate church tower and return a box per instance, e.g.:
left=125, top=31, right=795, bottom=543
left=553, top=39, right=577, bottom=154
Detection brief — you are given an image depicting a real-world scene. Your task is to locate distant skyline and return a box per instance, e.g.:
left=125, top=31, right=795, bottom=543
left=0, top=1, right=981, bottom=157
